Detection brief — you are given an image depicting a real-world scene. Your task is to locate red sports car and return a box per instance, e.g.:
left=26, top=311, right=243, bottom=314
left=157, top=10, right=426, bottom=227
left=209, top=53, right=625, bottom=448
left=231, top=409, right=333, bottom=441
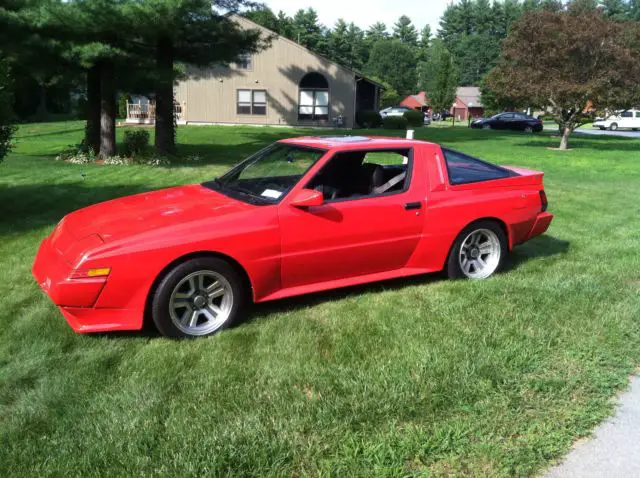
left=33, top=136, right=553, bottom=338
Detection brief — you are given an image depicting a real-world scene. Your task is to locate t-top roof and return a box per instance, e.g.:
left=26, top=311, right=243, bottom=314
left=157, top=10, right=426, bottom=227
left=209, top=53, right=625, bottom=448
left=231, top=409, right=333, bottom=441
left=279, top=136, right=434, bottom=149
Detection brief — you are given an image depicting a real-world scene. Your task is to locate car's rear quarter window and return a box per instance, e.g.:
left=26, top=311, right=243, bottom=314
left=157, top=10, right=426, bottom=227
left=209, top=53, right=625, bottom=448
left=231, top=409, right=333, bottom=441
left=443, top=148, right=515, bottom=185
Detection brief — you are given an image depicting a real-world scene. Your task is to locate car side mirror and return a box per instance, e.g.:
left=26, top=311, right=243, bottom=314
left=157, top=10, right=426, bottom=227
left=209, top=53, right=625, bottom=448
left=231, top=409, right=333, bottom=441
left=290, top=188, right=324, bottom=208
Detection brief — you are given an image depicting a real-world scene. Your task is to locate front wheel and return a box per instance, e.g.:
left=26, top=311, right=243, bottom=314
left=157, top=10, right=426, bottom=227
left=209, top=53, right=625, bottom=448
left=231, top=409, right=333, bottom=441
left=446, top=221, right=507, bottom=280
left=151, top=257, right=247, bottom=338
left=482, top=124, right=491, bottom=130
left=524, top=126, right=534, bottom=133
left=609, top=123, right=618, bottom=131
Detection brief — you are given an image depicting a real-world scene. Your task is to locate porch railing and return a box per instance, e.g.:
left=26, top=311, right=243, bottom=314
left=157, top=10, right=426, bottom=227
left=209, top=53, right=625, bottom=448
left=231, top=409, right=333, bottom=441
left=126, top=102, right=185, bottom=122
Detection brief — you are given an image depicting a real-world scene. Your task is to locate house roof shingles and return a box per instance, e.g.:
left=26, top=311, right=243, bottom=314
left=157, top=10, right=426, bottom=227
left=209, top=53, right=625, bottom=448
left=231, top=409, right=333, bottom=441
left=400, top=91, right=429, bottom=108
left=456, top=87, right=482, bottom=108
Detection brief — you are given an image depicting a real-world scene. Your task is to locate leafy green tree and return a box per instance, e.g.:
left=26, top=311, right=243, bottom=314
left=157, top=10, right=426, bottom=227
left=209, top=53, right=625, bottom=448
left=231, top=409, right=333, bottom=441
left=392, top=15, right=419, bottom=46
left=366, top=39, right=417, bottom=96
left=418, top=39, right=458, bottom=118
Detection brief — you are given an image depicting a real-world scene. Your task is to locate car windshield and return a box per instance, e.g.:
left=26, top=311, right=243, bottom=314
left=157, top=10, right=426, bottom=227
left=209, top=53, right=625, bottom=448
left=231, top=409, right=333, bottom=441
left=207, top=143, right=326, bottom=204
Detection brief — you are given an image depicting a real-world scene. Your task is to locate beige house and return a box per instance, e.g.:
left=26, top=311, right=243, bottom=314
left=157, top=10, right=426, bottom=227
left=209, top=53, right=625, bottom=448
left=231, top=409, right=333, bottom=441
left=126, top=15, right=382, bottom=129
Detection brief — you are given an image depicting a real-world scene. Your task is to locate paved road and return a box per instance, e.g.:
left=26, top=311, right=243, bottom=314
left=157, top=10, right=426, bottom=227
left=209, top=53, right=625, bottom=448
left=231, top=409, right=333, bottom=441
left=545, top=376, right=640, bottom=478
left=543, top=124, right=640, bottom=138
left=575, top=128, right=640, bottom=138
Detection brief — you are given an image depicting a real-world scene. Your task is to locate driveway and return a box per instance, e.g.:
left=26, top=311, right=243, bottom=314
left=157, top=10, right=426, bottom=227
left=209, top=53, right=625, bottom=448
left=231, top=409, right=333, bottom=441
left=545, top=376, right=640, bottom=477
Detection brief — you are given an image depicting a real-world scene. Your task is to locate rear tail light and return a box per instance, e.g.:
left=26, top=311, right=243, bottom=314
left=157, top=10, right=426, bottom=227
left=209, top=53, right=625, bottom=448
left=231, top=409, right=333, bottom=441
left=540, top=190, right=548, bottom=212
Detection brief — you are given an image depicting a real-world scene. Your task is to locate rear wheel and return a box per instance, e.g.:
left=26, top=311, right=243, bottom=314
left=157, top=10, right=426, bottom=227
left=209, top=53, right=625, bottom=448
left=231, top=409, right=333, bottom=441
left=524, top=126, right=534, bottom=133
left=482, top=124, right=491, bottom=130
left=609, top=123, right=618, bottom=131
left=151, top=257, right=246, bottom=338
left=446, top=221, right=507, bottom=280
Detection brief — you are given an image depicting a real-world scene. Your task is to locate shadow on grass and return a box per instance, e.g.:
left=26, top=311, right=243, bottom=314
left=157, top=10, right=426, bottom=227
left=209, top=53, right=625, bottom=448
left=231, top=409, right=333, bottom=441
left=517, top=135, right=640, bottom=152
left=0, top=182, right=154, bottom=235
left=504, top=235, right=570, bottom=272
left=16, top=127, right=85, bottom=140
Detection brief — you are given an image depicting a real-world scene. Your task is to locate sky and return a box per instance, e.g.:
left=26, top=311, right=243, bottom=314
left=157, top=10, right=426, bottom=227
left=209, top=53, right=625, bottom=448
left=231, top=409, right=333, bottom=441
left=263, top=0, right=451, bottom=33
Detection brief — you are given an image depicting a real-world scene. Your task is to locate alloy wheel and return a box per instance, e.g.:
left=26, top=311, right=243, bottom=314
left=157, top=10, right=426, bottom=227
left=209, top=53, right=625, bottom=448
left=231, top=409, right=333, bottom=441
left=168, top=270, right=234, bottom=336
left=458, top=228, right=501, bottom=279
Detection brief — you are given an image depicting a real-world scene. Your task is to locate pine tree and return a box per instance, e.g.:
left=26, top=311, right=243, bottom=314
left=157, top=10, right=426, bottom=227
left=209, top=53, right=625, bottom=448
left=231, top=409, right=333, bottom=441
left=419, top=25, right=432, bottom=50
left=291, top=8, right=329, bottom=54
left=392, top=15, right=419, bottom=46
left=124, top=0, right=263, bottom=155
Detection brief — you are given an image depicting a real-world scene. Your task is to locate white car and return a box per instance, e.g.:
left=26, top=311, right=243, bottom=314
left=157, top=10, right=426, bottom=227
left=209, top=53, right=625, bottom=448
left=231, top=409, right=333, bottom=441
left=379, top=106, right=431, bottom=125
left=593, top=109, right=640, bottom=131
left=379, top=106, right=414, bottom=118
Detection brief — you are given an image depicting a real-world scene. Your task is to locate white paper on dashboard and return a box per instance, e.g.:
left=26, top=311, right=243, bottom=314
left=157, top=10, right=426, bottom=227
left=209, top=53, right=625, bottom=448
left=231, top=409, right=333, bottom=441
left=261, top=189, right=283, bottom=199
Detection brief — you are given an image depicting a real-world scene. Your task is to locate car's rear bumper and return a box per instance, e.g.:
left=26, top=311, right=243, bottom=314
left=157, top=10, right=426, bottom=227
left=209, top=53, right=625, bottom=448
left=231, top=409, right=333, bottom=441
left=525, top=212, right=554, bottom=241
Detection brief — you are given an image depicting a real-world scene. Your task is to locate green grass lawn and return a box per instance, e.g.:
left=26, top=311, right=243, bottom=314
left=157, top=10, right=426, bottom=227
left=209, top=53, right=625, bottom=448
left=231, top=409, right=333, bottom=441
left=1, top=122, right=640, bottom=476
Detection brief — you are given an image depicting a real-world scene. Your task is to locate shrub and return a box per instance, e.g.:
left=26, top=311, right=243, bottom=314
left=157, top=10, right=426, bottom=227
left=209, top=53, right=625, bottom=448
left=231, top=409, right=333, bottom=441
left=404, top=110, right=424, bottom=127
left=0, top=60, right=16, bottom=163
left=55, top=145, right=96, bottom=164
left=0, top=124, right=16, bottom=162
left=382, top=115, right=409, bottom=130
left=123, top=129, right=150, bottom=157
left=356, top=109, right=382, bottom=128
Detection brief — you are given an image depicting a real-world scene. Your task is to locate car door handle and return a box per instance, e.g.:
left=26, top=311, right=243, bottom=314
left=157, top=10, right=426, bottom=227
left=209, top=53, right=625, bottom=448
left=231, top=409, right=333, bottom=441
left=404, top=202, right=422, bottom=210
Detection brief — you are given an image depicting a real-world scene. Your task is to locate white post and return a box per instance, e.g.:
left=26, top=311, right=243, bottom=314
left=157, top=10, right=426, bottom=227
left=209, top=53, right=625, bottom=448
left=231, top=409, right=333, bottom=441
left=406, top=129, right=414, bottom=139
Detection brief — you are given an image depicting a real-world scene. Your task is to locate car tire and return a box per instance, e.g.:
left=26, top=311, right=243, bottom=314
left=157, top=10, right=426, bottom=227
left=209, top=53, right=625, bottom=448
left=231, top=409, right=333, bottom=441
left=445, top=221, right=507, bottom=280
left=482, top=124, right=491, bottom=130
left=524, top=126, right=534, bottom=133
left=150, top=257, right=247, bottom=338
left=609, top=123, right=618, bottom=131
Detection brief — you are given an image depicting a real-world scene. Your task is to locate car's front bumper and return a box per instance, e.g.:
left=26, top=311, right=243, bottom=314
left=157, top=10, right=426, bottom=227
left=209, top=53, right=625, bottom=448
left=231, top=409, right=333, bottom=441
left=33, top=236, right=127, bottom=333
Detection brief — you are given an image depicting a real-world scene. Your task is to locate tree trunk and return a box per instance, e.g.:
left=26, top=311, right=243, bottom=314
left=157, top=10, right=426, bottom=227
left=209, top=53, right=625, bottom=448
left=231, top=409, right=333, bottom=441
left=155, top=36, right=175, bottom=155
left=99, top=60, right=116, bottom=158
left=36, top=83, right=47, bottom=119
left=85, top=65, right=101, bottom=154
left=559, top=125, right=572, bottom=150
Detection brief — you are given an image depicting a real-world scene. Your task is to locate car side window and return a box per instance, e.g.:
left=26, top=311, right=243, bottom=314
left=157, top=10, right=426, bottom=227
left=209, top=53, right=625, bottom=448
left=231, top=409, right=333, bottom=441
left=621, top=111, right=633, bottom=118
left=305, top=149, right=412, bottom=202
left=443, top=148, right=514, bottom=185
left=500, top=113, right=514, bottom=120
left=635, top=111, right=640, bottom=118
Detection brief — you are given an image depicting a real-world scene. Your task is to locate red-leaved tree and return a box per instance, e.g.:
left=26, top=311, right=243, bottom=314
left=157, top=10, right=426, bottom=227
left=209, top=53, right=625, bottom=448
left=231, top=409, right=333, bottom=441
left=486, top=5, right=640, bottom=149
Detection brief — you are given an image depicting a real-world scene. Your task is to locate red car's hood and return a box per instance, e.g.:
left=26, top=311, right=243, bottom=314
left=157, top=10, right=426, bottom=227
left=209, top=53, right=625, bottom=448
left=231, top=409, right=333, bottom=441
left=63, top=184, right=254, bottom=243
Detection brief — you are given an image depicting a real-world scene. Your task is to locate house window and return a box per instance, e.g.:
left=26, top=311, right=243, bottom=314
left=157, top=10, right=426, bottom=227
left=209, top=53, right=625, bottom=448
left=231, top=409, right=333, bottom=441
left=236, top=53, right=253, bottom=70
left=298, top=72, right=330, bottom=121
left=237, top=89, right=267, bottom=115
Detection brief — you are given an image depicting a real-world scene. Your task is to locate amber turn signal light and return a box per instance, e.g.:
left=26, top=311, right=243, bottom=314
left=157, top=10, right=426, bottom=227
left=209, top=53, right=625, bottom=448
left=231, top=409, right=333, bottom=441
left=69, top=267, right=111, bottom=279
